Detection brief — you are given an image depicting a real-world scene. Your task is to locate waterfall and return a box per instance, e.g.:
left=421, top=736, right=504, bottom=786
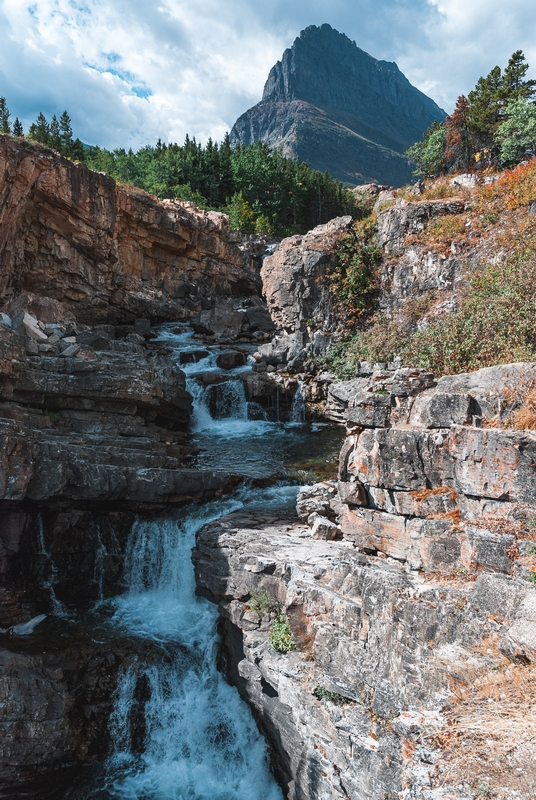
left=98, top=493, right=289, bottom=799
left=36, top=514, right=68, bottom=616
left=93, top=526, right=108, bottom=603
left=290, top=381, right=306, bottom=424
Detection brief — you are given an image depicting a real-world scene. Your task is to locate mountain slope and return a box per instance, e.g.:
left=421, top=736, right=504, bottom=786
left=231, top=24, right=446, bottom=186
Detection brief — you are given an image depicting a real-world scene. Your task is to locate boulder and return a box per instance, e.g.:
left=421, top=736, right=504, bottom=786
left=260, top=216, right=352, bottom=335
left=12, top=312, right=48, bottom=341
left=216, top=350, right=247, bottom=370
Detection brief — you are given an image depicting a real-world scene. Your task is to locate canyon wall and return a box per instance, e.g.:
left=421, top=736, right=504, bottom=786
left=194, top=362, right=536, bottom=800
left=0, top=135, right=262, bottom=326
left=0, top=139, right=257, bottom=790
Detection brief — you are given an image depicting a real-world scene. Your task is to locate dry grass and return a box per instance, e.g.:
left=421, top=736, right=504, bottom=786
left=470, top=505, right=536, bottom=540
left=433, top=642, right=536, bottom=797
left=477, top=158, right=536, bottom=211
left=397, top=178, right=473, bottom=202
left=509, top=388, right=536, bottom=430
left=482, top=377, right=536, bottom=431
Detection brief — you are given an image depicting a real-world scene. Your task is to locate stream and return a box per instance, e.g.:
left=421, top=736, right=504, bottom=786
left=15, top=325, right=342, bottom=800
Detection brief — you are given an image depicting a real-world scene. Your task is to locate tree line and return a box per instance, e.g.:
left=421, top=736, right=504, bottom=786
left=0, top=100, right=85, bottom=161
left=0, top=98, right=356, bottom=236
left=406, top=50, right=536, bottom=176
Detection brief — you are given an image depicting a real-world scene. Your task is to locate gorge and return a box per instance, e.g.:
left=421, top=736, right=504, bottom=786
left=1, top=134, right=535, bottom=800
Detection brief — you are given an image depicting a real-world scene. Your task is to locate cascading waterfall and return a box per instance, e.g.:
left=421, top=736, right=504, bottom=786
left=64, top=323, right=341, bottom=799
left=93, top=492, right=290, bottom=800
left=290, top=381, right=306, bottom=424
left=36, top=514, right=68, bottom=616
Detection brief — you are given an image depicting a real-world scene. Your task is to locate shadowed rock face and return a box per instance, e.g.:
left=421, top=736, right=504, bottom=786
left=231, top=24, right=446, bottom=186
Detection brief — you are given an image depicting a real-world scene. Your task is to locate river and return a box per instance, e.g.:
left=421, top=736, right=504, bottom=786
left=51, top=325, right=341, bottom=799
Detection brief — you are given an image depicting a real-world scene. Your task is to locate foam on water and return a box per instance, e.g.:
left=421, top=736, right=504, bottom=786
left=98, top=485, right=297, bottom=798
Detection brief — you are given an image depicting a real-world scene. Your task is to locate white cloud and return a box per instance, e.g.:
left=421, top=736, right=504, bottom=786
left=404, top=0, right=536, bottom=111
left=0, top=0, right=535, bottom=149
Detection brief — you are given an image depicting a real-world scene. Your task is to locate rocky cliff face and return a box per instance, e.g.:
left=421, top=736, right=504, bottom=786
left=194, top=361, right=536, bottom=800
left=0, top=138, right=266, bottom=790
left=231, top=25, right=445, bottom=186
left=255, top=179, right=494, bottom=380
left=0, top=135, right=262, bottom=326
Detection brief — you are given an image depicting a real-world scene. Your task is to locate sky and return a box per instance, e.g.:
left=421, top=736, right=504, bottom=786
left=0, top=0, right=535, bottom=150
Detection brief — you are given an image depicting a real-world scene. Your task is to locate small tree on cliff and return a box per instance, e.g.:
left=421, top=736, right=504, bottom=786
left=12, top=117, right=23, bottom=137
left=445, top=95, right=472, bottom=171
left=495, top=99, right=536, bottom=163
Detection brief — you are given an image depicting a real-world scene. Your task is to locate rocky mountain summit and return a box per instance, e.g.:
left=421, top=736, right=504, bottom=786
left=231, top=24, right=445, bottom=186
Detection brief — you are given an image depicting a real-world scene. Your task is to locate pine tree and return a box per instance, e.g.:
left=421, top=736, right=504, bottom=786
left=467, top=65, right=503, bottom=154
left=70, top=137, right=85, bottom=162
left=28, top=112, right=50, bottom=144
left=49, top=114, right=62, bottom=151
left=501, top=51, right=536, bottom=102
left=12, top=118, right=24, bottom=137
left=0, top=97, right=11, bottom=135
left=59, top=110, right=73, bottom=155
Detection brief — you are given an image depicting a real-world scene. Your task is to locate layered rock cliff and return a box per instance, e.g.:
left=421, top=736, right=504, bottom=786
left=194, top=362, right=536, bottom=800
left=0, top=135, right=262, bottom=326
left=231, top=24, right=446, bottom=186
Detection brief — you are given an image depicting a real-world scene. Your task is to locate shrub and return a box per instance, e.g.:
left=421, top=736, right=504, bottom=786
left=400, top=238, right=536, bottom=374
left=477, top=157, right=536, bottom=210
left=328, top=217, right=382, bottom=316
left=322, top=315, right=410, bottom=378
left=425, top=215, right=468, bottom=249
left=313, top=686, right=353, bottom=705
left=249, top=590, right=277, bottom=614
left=269, top=614, right=296, bottom=653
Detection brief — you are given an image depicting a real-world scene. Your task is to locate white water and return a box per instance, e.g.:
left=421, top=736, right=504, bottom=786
left=99, top=487, right=294, bottom=799
left=83, top=324, right=320, bottom=798
left=290, top=381, right=306, bottom=424
left=0, top=613, right=47, bottom=635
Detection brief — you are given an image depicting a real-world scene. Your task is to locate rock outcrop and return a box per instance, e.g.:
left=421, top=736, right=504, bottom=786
left=0, top=135, right=263, bottom=327
left=258, top=216, right=352, bottom=372
left=231, top=24, right=445, bottom=186
left=194, top=361, right=536, bottom=800
left=255, top=185, right=488, bottom=379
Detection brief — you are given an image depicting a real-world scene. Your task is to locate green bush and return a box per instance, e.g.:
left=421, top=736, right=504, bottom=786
left=328, top=217, right=382, bottom=315
left=400, top=242, right=536, bottom=374
left=249, top=590, right=277, bottom=615
left=269, top=614, right=296, bottom=653
left=322, top=315, right=410, bottom=378
left=313, top=686, right=353, bottom=705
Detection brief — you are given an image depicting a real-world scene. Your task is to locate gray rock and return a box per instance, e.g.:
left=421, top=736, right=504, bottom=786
left=12, top=311, right=48, bottom=341
left=134, top=318, right=151, bottom=337
left=60, top=344, right=80, bottom=358
left=296, top=483, right=336, bottom=522
left=216, top=350, right=246, bottom=370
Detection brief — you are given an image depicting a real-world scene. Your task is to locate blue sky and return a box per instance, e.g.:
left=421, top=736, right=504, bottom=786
left=1, top=0, right=535, bottom=149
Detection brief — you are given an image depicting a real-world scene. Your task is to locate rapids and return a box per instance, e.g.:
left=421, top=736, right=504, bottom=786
left=58, top=324, right=341, bottom=799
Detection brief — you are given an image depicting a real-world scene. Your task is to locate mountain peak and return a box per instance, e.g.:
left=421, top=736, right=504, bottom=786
left=232, top=24, right=446, bottom=187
